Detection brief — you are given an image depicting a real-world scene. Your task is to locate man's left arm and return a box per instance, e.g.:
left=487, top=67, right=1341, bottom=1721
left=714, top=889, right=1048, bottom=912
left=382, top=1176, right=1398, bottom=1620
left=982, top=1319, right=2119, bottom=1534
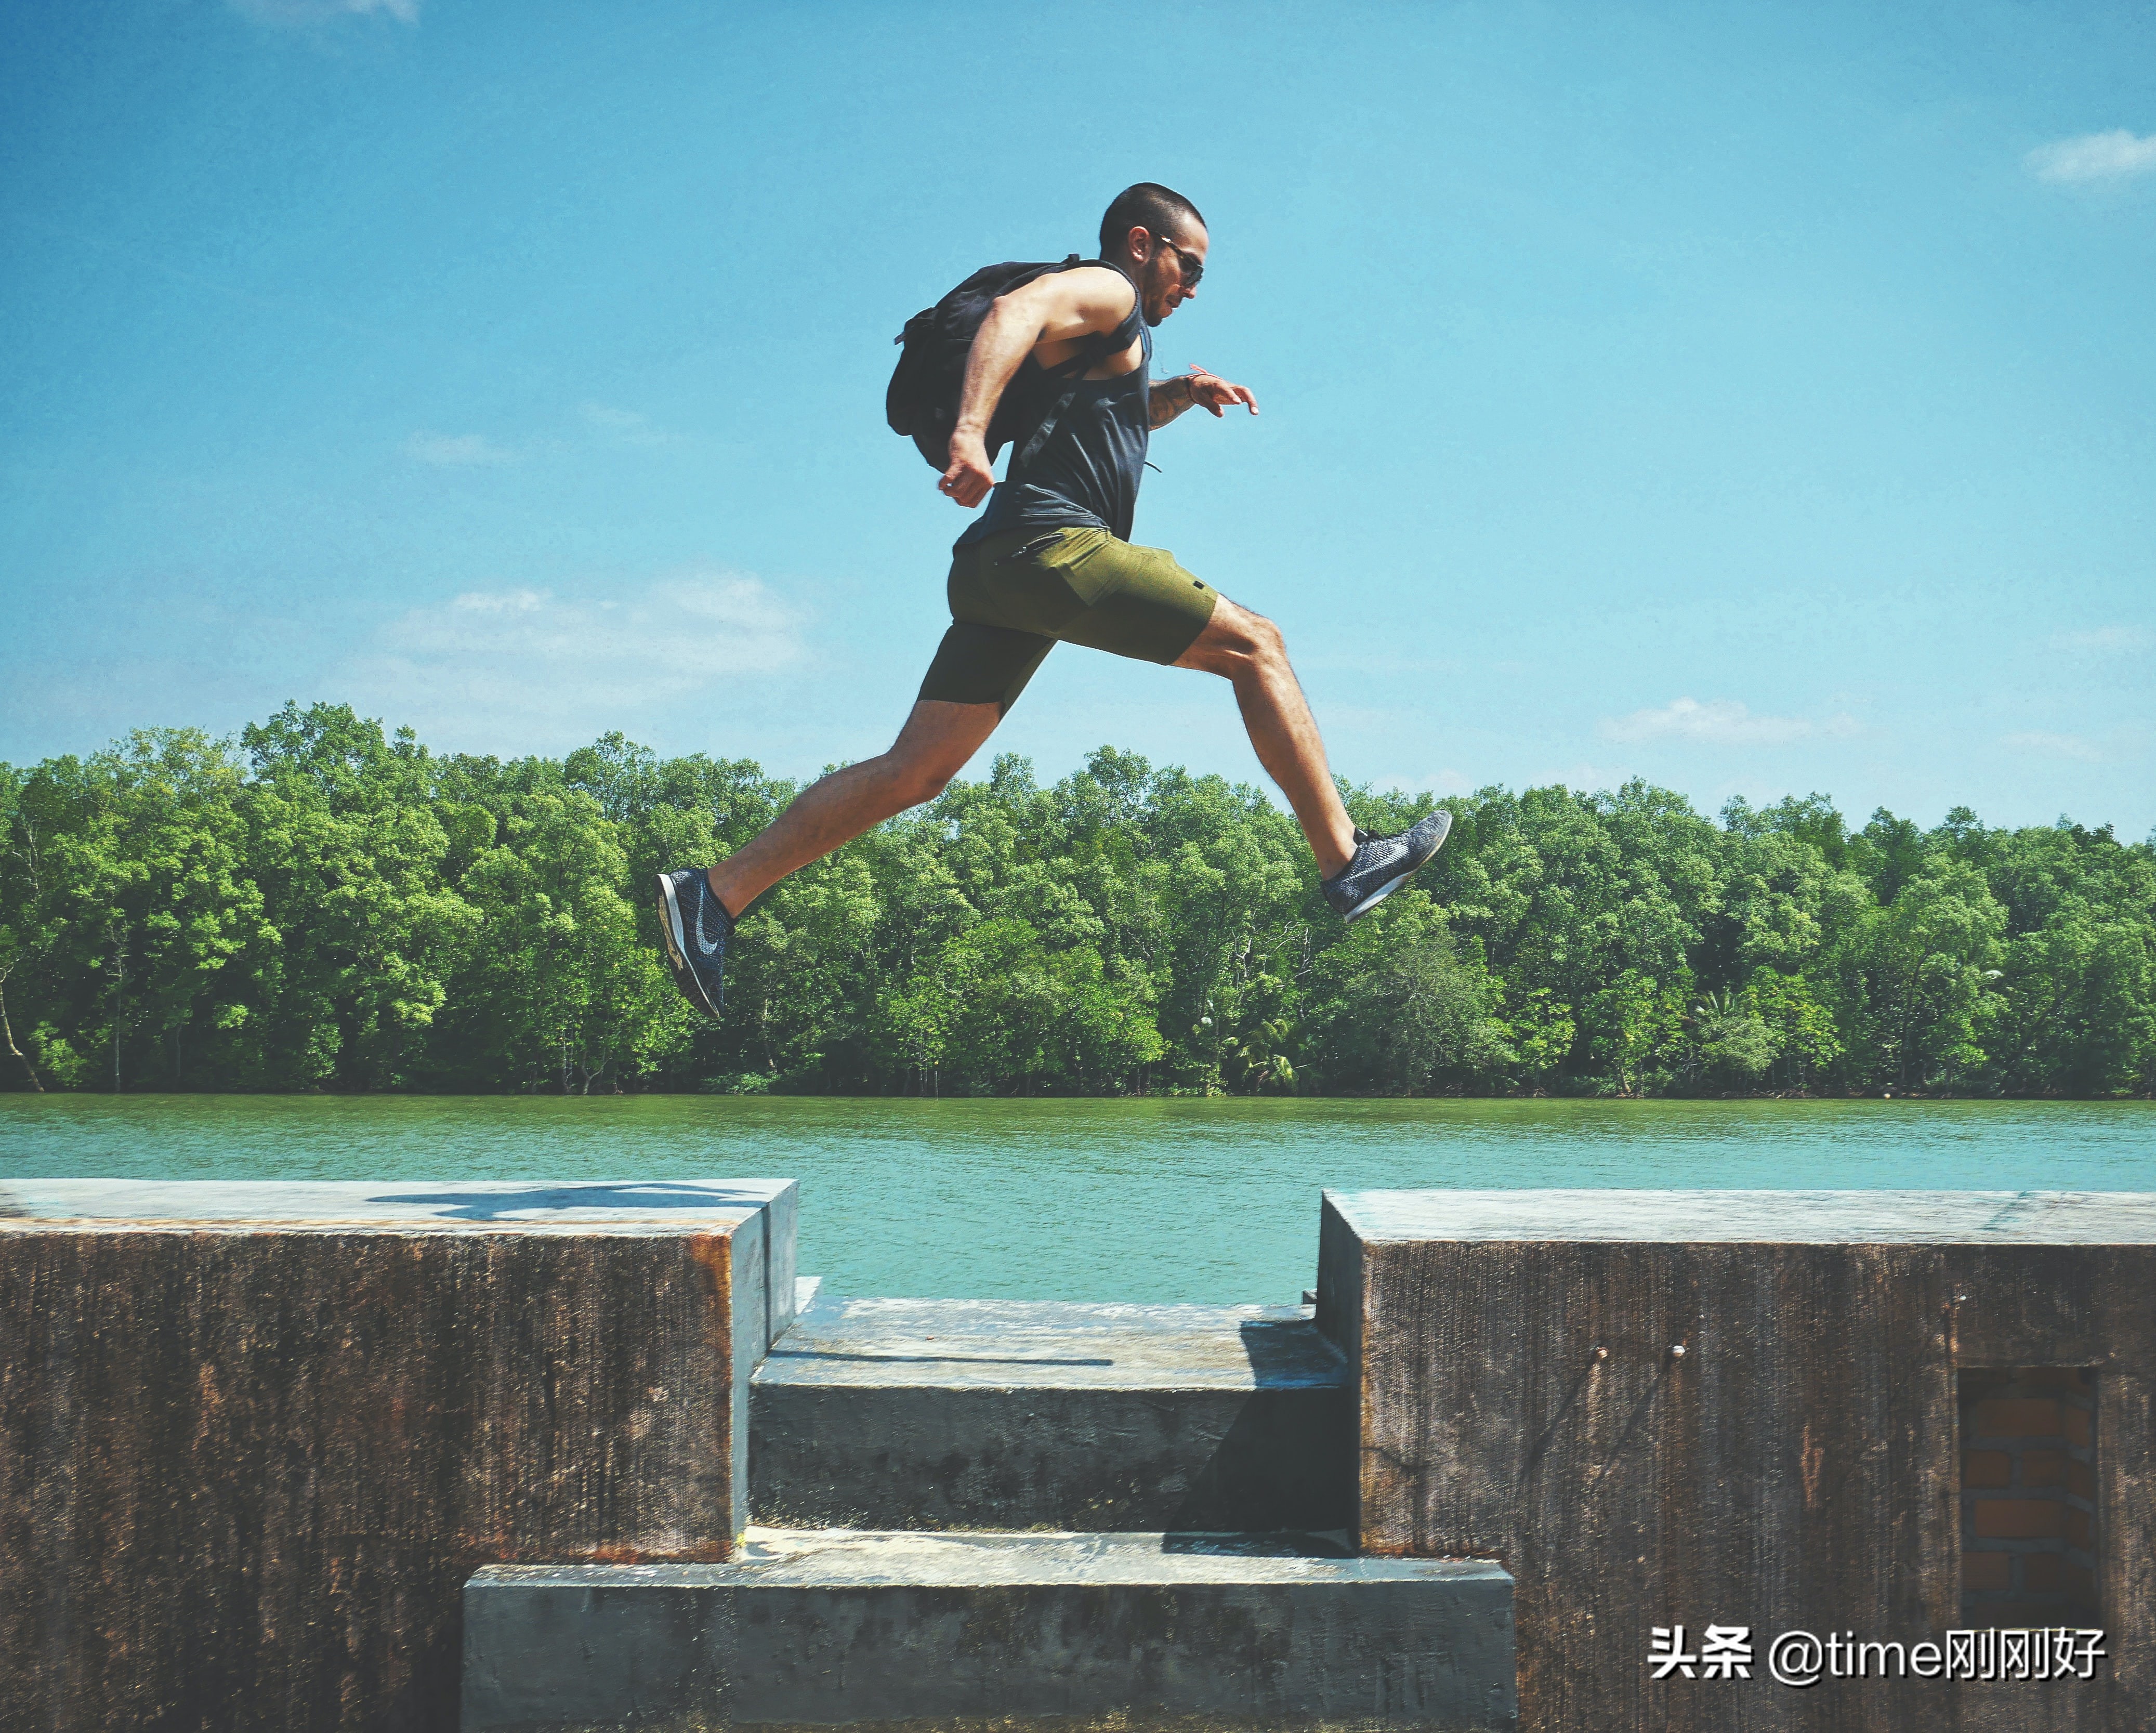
left=1150, top=367, right=1259, bottom=430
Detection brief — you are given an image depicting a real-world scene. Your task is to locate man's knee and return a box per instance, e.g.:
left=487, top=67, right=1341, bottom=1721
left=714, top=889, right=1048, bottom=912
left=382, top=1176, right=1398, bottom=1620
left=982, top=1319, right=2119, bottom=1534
left=908, top=769, right=957, bottom=807
left=1221, top=605, right=1287, bottom=669
left=1182, top=599, right=1283, bottom=674
left=883, top=753, right=958, bottom=808
left=883, top=699, right=1000, bottom=806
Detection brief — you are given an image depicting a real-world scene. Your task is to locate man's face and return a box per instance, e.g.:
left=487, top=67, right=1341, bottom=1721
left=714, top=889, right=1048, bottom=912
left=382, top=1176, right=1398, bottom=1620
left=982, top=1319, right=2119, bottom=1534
left=1134, top=222, right=1207, bottom=326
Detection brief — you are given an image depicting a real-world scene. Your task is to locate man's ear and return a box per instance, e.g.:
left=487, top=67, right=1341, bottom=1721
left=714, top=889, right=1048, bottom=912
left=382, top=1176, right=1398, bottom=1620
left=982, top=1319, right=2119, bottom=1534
left=1122, top=225, right=1152, bottom=267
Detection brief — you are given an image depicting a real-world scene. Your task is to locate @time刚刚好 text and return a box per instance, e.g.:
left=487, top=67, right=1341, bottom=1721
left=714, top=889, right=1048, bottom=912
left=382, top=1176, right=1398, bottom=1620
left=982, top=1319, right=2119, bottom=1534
left=1649, top=1623, right=2106, bottom=1685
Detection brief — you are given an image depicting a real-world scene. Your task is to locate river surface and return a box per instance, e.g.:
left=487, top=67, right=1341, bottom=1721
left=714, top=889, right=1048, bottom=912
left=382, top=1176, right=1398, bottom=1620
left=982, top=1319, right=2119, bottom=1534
left=4, top=1096, right=2151, bottom=1304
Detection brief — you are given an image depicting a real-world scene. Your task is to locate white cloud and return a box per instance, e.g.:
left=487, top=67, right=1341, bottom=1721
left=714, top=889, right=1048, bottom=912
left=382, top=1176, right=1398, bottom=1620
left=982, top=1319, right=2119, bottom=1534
left=1598, top=697, right=1859, bottom=748
left=347, top=572, right=807, bottom=742
left=228, top=0, right=417, bottom=23
left=580, top=402, right=671, bottom=447
left=380, top=575, right=800, bottom=684
left=404, top=431, right=519, bottom=466
left=2004, top=731, right=2101, bottom=762
left=2052, top=624, right=2151, bottom=653
left=2026, top=130, right=2156, bottom=184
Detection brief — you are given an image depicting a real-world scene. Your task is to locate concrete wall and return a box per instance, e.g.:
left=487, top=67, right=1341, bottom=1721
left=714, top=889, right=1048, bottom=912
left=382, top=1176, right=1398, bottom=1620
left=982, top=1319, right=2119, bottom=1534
left=1318, top=1189, right=2156, bottom=1733
left=0, top=1177, right=795, bottom=1733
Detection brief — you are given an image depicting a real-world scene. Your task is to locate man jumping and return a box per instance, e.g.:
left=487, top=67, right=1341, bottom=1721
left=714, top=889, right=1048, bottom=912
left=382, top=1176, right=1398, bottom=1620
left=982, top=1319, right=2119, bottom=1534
left=658, top=183, right=1450, bottom=1017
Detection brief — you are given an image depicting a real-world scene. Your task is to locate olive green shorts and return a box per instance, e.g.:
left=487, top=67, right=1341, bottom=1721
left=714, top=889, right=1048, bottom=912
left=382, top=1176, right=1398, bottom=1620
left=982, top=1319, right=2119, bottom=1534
left=919, top=526, right=1220, bottom=714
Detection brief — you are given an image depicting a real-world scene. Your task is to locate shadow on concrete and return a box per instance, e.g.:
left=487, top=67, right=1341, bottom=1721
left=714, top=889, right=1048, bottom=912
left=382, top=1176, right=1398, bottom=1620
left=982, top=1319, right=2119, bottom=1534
left=1161, top=1321, right=1355, bottom=1533
left=366, top=1181, right=773, bottom=1222
left=1237, top=1318, right=1348, bottom=1389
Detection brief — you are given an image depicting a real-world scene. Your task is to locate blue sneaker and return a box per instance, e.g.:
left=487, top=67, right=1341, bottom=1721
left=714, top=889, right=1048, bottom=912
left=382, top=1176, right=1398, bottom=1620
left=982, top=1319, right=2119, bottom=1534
left=655, top=868, right=733, bottom=1017
left=1320, top=811, right=1452, bottom=923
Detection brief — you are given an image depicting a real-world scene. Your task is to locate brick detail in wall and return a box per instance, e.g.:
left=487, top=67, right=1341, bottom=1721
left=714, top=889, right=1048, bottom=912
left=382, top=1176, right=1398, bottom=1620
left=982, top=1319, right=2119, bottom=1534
left=1958, top=1366, right=2098, bottom=1626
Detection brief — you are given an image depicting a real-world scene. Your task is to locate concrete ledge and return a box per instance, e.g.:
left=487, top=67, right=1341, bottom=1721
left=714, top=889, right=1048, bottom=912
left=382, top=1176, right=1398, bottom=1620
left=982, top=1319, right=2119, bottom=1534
left=752, top=1297, right=1351, bottom=1531
left=1, top=1177, right=797, bottom=1733
left=464, top=1529, right=1518, bottom=1731
left=1325, top=1187, right=2156, bottom=1246
left=1320, top=1187, right=2156, bottom=1733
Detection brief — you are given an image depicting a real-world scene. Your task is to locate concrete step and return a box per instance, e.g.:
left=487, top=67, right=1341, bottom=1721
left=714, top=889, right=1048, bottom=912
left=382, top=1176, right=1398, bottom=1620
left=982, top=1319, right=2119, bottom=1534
left=750, top=1294, right=1353, bottom=1532
left=463, top=1527, right=1517, bottom=1731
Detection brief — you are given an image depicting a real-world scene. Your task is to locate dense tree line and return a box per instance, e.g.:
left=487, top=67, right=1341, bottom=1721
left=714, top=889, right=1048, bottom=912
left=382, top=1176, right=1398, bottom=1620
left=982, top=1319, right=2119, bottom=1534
left=2, top=703, right=2152, bottom=1097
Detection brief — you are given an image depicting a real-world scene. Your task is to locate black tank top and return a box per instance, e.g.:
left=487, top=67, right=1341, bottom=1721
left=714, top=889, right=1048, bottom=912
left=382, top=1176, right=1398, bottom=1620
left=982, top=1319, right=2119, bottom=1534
left=957, top=292, right=1151, bottom=547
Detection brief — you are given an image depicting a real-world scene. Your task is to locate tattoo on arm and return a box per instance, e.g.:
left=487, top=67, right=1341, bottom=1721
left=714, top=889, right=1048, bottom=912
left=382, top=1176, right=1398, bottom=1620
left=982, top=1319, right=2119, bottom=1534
left=1149, top=374, right=1197, bottom=429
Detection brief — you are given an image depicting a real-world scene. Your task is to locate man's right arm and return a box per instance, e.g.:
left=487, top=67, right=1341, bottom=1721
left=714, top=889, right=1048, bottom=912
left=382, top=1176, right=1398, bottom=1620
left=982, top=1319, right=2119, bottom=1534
left=938, top=268, right=1138, bottom=508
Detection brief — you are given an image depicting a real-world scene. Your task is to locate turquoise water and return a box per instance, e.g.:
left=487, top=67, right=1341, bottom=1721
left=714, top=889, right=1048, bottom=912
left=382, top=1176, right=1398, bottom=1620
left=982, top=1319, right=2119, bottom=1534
left=4, top=1096, right=2151, bottom=1304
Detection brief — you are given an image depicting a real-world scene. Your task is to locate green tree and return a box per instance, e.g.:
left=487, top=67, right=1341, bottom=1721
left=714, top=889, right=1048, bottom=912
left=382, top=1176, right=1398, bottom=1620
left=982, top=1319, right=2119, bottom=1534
left=1304, top=899, right=1510, bottom=1093
left=1688, top=988, right=1777, bottom=1085
left=6, top=704, right=2153, bottom=1101
left=236, top=704, right=477, bottom=1088
left=429, top=788, right=690, bottom=1091
left=1740, top=967, right=1844, bottom=1088
left=1828, top=860, right=2006, bottom=1089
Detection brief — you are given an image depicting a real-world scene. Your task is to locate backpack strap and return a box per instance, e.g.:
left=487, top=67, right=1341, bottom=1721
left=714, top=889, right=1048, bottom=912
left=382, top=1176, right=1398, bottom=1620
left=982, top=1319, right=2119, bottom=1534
left=1011, top=262, right=1142, bottom=476
left=1011, top=377, right=1087, bottom=475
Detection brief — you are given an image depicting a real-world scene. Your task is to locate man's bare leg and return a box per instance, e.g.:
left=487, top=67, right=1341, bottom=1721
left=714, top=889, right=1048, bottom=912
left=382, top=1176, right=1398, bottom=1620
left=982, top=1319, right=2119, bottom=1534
left=1174, top=597, right=1357, bottom=877
left=705, top=699, right=1003, bottom=917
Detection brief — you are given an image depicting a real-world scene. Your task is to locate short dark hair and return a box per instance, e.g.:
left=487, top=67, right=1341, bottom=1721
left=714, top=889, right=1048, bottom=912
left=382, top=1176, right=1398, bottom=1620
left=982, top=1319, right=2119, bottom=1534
left=1098, top=183, right=1206, bottom=259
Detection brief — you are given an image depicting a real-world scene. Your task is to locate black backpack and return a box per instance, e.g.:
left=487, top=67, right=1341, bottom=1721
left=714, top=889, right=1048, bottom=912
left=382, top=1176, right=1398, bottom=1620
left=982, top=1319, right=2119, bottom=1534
left=886, top=256, right=1136, bottom=471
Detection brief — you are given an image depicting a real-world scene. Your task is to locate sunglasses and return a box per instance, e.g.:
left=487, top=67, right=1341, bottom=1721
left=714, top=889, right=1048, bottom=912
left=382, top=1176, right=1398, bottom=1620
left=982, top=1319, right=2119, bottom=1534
left=1150, top=230, right=1204, bottom=288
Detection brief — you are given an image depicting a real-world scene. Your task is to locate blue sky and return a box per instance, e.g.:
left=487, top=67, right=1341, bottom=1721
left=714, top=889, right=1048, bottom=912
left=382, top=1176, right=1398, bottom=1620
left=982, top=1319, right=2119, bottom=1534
left=3, top=1, right=2152, bottom=836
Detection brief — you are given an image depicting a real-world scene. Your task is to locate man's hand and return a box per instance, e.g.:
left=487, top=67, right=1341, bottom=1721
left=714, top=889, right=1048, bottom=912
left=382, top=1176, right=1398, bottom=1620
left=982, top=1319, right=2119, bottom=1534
left=1150, top=366, right=1260, bottom=429
left=1188, top=367, right=1258, bottom=416
left=939, top=431, right=996, bottom=508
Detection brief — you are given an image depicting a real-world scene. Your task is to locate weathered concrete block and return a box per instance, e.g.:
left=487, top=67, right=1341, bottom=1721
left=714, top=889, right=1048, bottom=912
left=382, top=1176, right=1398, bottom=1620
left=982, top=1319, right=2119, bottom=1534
left=0, top=1177, right=796, bottom=1733
left=464, top=1528, right=1518, bottom=1730
left=1319, top=1189, right=2156, bottom=1733
left=752, top=1295, right=1351, bottom=1531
